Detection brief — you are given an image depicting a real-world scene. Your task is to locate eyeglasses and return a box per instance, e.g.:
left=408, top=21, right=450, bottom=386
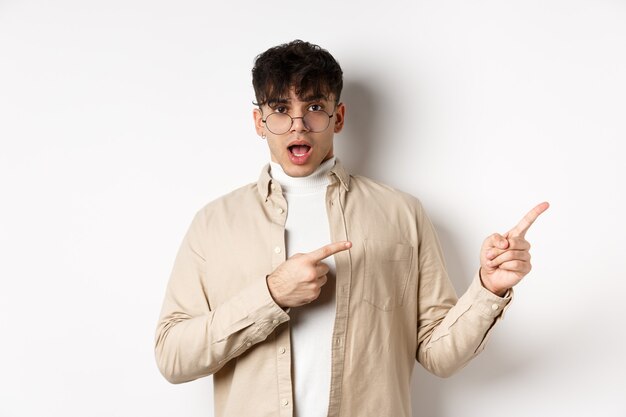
left=262, top=109, right=335, bottom=135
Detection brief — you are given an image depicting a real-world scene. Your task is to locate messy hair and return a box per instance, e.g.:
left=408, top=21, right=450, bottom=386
left=252, top=40, right=343, bottom=106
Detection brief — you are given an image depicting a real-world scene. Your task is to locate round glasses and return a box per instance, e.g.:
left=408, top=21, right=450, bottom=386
left=262, top=110, right=335, bottom=135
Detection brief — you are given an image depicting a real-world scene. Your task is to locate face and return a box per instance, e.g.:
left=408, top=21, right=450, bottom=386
left=253, top=88, right=345, bottom=177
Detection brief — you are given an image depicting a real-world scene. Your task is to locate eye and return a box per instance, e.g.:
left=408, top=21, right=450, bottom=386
left=308, top=104, right=323, bottom=112
left=274, top=105, right=288, bottom=114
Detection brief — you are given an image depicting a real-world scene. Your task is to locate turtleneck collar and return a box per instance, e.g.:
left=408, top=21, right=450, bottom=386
left=269, top=157, right=336, bottom=194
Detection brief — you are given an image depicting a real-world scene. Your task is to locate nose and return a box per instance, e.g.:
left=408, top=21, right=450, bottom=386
left=290, top=115, right=309, bottom=132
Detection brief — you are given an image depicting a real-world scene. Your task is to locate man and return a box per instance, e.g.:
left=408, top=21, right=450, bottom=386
left=155, top=40, right=548, bottom=417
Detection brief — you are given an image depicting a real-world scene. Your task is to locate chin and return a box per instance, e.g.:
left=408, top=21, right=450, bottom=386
left=274, top=151, right=329, bottom=177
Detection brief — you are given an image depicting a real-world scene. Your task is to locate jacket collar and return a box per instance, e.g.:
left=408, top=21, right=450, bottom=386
left=257, top=158, right=351, bottom=200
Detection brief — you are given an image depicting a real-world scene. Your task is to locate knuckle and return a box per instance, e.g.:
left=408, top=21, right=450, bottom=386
left=514, top=238, right=530, bottom=250
left=496, top=252, right=510, bottom=263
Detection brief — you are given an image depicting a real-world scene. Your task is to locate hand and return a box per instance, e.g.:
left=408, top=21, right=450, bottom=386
left=267, top=241, right=352, bottom=308
left=480, top=202, right=549, bottom=296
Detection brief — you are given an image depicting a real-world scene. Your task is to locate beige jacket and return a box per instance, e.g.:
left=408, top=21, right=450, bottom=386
left=155, top=160, right=511, bottom=417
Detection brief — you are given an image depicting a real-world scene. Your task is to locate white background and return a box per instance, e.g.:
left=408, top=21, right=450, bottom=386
left=1, top=0, right=625, bottom=416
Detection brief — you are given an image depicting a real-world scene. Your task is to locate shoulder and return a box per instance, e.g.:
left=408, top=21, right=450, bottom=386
left=192, top=182, right=260, bottom=225
left=349, top=174, right=425, bottom=214
left=344, top=174, right=435, bottom=245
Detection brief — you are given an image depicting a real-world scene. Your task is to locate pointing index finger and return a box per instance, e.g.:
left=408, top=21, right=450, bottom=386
left=308, top=241, right=352, bottom=263
left=508, top=202, right=550, bottom=237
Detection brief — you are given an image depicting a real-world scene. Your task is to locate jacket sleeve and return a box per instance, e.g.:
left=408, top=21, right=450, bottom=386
left=154, top=210, right=290, bottom=384
left=415, top=205, right=512, bottom=378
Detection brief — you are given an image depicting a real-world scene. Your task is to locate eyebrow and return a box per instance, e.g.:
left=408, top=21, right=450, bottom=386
left=266, top=94, right=330, bottom=107
left=267, top=98, right=289, bottom=106
left=301, top=93, right=328, bottom=102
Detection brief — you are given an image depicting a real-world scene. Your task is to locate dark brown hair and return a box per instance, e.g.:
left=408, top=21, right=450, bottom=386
left=252, top=40, right=343, bottom=106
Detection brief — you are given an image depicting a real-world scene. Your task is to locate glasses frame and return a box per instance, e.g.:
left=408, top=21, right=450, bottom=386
left=261, top=105, right=337, bottom=135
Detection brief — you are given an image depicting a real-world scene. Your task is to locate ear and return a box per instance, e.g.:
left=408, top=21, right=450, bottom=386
left=253, top=108, right=265, bottom=137
left=333, top=102, right=346, bottom=133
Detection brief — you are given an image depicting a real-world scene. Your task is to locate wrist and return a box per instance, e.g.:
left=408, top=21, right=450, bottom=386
left=265, top=274, right=287, bottom=308
left=479, top=267, right=508, bottom=297
left=266, top=274, right=282, bottom=305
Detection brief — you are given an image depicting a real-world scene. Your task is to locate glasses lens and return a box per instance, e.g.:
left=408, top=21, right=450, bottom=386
left=303, top=111, right=331, bottom=133
left=265, top=113, right=292, bottom=135
left=264, top=111, right=332, bottom=134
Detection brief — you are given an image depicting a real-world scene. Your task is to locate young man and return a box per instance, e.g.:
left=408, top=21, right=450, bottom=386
left=155, top=40, right=548, bottom=417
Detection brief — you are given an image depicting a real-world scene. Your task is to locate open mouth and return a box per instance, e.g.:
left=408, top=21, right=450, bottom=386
left=288, top=144, right=311, bottom=157
left=287, top=143, right=312, bottom=165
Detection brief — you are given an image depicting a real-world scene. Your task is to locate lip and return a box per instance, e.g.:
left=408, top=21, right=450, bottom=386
left=287, top=139, right=313, bottom=165
left=287, top=139, right=312, bottom=148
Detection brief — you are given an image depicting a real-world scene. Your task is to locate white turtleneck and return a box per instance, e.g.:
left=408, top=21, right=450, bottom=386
left=269, top=157, right=336, bottom=417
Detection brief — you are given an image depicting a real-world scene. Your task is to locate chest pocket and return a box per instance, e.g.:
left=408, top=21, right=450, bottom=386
left=363, top=239, right=414, bottom=311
